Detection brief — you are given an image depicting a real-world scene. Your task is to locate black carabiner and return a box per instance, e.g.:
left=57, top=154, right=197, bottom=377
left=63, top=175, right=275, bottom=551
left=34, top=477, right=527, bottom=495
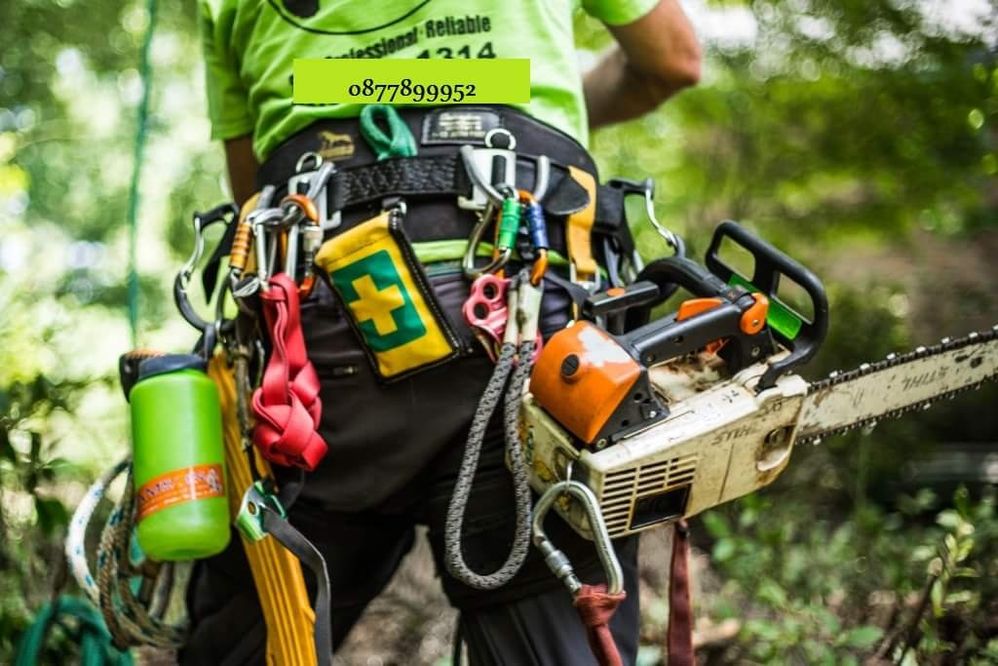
left=174, top=203, right=238, bottom=333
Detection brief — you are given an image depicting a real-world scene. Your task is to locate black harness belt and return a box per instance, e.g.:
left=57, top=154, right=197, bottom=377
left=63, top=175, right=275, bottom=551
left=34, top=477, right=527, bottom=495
left=202, top=107, right=642, bottom=301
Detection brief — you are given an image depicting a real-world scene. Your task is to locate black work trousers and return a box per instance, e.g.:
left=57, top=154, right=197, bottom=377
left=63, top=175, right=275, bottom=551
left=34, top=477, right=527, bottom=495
left=181, top=432, right=640, bottom=665
left=182, top=275, right=641, bottom=664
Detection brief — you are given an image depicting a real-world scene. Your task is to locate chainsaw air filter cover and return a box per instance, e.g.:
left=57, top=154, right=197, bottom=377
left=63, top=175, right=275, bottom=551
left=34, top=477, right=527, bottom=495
left=529, top=321, right=647, bottom=445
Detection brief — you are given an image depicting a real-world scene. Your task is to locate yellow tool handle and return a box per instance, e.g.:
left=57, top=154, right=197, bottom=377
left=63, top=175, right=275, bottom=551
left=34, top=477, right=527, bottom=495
left=209, top=355, right=318, bottom=666
left=566, top=166, right=598, bottom=283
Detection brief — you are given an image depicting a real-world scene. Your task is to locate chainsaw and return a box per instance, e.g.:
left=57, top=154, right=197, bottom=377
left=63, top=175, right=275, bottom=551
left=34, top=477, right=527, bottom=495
left=522, top=221, right=998, bottom=540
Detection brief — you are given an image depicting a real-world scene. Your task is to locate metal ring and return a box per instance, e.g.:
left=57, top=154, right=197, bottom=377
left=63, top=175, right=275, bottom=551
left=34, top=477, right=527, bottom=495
left=294, top=151, right=322, bottom=174
left=484, top=128, right=516, bottom=150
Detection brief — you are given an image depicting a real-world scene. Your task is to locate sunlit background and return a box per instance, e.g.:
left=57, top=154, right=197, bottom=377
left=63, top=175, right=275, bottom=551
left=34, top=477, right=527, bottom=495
left=1, top=0, right=996, bottom=663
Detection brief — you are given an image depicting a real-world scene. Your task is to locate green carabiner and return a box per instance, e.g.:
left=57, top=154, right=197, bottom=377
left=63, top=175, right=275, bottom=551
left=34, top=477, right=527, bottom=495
left=235, top=480, right=286, bottom=542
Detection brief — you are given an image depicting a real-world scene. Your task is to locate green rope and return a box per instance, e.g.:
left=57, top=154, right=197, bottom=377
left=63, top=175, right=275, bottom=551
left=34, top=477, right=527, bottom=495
left=14, top=595, right=133, bottom=666
left=359, top=105, right=417, bottom=160
left=126, top=0, right=158, bottom=347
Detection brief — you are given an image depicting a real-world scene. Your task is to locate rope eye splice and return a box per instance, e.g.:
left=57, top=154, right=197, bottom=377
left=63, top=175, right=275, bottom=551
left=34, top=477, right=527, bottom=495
left=532, top=474, right=627, bottom=666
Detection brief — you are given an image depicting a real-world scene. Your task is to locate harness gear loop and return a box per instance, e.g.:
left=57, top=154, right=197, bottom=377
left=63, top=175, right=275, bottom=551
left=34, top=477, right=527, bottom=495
left=251, top=273, right=328, bottom=470
left=566, top=166, right=599, bottom=292
left=359, top=104, right=418, bottom=160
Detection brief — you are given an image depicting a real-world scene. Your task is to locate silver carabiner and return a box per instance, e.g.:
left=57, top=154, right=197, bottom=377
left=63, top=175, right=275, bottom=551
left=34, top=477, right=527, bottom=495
left=247, top=207, right=284, bottom=290
left=532, top=477, right=624, bottom=597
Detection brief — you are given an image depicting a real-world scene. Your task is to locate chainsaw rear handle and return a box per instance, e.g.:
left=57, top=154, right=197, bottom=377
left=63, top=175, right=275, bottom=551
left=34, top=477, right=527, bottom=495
left=705, top=220, right=829, bottom=388
left=622, top=255, right=739, bottom=330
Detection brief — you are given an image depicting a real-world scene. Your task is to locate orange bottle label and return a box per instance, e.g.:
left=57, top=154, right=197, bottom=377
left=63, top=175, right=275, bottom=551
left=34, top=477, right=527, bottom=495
left=136, top=463, right=225, bottom=521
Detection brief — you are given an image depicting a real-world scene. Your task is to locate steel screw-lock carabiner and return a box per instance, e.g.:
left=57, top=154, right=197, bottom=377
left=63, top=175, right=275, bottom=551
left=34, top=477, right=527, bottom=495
left=532, top=477, right=624, bottom=597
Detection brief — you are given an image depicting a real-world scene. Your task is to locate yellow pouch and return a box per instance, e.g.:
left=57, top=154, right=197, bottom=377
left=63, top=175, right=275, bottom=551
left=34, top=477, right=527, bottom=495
left=315, top=211, right=460, bottom=380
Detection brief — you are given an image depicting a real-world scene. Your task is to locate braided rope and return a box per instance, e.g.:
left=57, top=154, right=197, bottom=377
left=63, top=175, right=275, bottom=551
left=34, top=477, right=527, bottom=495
left=67, top=458, right=130, bottom=605
left=95, top=468, right=187, bottom=648
left=67, top=458, right=187, bottom=649
left=444, top=340, right=535, bottom=590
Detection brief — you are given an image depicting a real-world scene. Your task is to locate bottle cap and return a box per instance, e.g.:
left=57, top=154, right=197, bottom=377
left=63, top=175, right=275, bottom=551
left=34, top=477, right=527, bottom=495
left=136, top=354, right=207, bottom=384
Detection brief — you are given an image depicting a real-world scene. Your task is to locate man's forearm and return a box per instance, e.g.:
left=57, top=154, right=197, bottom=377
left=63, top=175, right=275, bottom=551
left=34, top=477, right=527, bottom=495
left=225, top=134, right=259, bottom=207
left=584, top=49, right=691, bottom=129
left=584, top=0, right=701, bottom=130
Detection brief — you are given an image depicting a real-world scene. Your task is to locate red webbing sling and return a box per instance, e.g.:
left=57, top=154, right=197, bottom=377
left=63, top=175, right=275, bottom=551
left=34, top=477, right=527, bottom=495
left=572, top=520, right=695, bottom=666
left=574, top=584, right=627, bottom=666
left=252, top=273, right=328, bottom=470
left=667, top=519, right=695, bottom=666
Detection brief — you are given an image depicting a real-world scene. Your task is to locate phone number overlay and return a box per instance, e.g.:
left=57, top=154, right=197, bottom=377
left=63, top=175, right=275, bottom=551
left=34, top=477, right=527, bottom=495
left=349, top=78, right=476, bottom=103
left=293, top=58, right=529, bottom=105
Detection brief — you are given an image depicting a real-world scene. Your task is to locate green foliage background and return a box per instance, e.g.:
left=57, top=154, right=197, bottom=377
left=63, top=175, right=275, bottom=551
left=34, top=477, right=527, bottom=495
left=0, top=0, right=995, bottom=662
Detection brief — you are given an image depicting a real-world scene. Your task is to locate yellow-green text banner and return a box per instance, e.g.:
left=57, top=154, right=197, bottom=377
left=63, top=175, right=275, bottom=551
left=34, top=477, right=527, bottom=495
left=293, top=58, right=530, bottom=105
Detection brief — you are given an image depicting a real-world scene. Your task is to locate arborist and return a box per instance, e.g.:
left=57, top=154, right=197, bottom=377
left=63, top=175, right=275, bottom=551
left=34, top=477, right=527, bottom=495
left=184, top=1, right=701, bottom=663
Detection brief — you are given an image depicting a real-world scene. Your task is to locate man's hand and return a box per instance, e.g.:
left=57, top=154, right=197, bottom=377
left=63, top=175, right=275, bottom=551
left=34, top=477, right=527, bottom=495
left=224, top=134, right=259, bottom=207
left=584, top=0, right=701, bottom=129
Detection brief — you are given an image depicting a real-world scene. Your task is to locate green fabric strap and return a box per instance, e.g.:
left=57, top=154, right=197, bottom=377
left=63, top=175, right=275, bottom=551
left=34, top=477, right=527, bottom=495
left=14, top=595, right=133, bottom=666
left=359, top=105, right=417, bottom=160
left=411, top=239, right=571, bottom=268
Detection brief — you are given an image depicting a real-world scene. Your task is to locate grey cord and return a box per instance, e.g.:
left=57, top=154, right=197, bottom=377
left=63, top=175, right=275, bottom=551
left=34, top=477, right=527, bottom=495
left=445, top=341, right=535, bottom=590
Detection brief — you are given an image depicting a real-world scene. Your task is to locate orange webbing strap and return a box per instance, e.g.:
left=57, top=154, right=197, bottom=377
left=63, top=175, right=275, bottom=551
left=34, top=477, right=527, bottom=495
left=208, top=355, right=318, bottom=666
left=566, top=166, right=599, bottom=286
left=667, top=519, right=695, bottom=666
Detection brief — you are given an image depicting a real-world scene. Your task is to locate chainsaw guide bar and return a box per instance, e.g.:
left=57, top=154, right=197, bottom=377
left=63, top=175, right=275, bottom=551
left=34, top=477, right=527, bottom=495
left=797, top=325, right=998, bottom=444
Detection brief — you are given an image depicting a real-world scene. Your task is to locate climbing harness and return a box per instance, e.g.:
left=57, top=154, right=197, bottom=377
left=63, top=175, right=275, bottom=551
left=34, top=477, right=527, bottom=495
left=73, top=102, right=707, bottom=664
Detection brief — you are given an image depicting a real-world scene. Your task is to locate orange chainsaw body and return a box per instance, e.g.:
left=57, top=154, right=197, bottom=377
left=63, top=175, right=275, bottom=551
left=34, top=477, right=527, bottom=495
left=529, top=321, right=643, bottom=445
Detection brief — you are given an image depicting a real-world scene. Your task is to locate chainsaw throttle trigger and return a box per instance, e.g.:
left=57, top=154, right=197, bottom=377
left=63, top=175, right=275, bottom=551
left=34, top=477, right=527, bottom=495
left=583, top=281, right=661, bottom=334
left=705, top=221, right=829, bottom=389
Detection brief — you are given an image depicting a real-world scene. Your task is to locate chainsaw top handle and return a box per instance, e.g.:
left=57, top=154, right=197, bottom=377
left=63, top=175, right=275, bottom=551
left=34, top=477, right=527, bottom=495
left=705, top=221, right=829, bottom=388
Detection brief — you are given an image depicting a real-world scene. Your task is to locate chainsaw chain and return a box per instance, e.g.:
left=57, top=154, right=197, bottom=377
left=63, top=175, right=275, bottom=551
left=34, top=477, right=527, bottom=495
left=796, top=324, right=998, bottom=445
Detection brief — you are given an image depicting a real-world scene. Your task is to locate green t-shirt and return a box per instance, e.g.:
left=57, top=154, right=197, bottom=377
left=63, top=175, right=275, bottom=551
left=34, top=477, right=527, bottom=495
left=199, top=0, right=658, bottom=161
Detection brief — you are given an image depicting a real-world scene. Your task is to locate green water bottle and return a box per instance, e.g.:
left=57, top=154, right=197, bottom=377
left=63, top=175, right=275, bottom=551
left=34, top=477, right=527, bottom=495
left=129, top=354, right=230, bottom=561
